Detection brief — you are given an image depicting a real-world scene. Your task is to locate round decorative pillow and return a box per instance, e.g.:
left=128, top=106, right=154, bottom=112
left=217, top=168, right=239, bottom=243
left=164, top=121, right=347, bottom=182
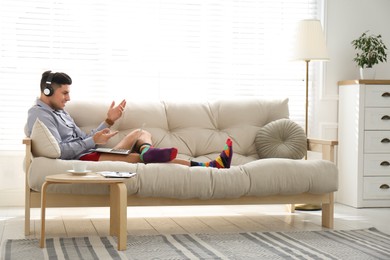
left=255, top=118, right=307, bottom=159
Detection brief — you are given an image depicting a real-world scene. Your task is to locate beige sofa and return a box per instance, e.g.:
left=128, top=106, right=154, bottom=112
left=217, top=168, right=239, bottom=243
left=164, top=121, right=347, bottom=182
left=23, top=98, right=338, bottom=235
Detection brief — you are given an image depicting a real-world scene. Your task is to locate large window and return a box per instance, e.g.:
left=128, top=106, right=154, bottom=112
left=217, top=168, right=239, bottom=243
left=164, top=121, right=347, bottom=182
left=0, top=0, right=324, bottom=151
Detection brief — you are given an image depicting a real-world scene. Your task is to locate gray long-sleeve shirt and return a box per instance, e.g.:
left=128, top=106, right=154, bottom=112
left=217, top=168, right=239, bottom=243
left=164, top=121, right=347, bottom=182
left=26, top=99, right=108, bottom=159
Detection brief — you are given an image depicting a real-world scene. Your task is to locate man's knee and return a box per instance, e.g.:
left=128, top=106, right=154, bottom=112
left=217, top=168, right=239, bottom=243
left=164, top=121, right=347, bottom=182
left=140, top=130, right=152, bottom=139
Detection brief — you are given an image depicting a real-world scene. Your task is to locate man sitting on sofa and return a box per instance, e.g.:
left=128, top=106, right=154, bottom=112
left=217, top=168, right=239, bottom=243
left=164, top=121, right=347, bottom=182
left=25, top=70, right=233, bottom=169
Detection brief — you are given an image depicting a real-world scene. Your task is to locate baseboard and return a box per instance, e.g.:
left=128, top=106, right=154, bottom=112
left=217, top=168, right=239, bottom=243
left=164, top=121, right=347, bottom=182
left=0, top=189, right=24, bottom=206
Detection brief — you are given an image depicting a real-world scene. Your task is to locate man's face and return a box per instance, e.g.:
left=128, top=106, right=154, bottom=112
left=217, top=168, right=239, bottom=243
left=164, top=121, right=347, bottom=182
left=48, top=84, right=70, bottom=110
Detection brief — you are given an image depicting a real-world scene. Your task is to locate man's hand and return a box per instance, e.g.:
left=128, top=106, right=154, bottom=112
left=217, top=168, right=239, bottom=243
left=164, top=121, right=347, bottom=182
left=93, top=128, right=118, bottom=145
left=106, top=99, right=126, bottom=124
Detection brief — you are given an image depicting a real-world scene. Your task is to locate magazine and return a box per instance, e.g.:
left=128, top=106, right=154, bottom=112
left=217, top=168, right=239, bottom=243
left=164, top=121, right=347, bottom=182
left=97, top=171, right=137, bottom=178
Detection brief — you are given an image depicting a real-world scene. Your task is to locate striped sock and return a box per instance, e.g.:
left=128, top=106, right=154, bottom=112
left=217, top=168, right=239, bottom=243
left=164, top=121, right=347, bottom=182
left=191, top=138, right=233, bottom=169
left=140, top=145, right=178, bottom=163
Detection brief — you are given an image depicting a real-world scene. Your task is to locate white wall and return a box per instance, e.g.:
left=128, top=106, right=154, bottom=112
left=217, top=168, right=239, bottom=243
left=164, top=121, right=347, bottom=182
left=316, top=0, right=390, bottom=140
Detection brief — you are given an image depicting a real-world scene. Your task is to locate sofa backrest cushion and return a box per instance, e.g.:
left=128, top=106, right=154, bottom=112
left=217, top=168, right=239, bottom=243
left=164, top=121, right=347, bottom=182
left=66, top=98, right=290, bottom=161
left=30, top=119, right=61, bottom=158
left=255, top=118, right=307, bottom=159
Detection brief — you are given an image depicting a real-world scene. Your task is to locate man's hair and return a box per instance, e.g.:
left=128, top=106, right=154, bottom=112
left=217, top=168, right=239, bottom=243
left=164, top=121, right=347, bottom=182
left=40, top=70, right=72, bottom=93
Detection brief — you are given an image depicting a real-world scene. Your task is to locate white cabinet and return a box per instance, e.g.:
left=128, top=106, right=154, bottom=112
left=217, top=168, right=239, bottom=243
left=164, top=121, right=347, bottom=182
left=338, top=80, right=390, bottom=208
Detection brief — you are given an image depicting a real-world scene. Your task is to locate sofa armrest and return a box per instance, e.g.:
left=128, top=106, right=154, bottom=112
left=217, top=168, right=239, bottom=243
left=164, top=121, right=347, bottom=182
left=23, top=137, right=32, bottom=146
left=307, top=138, right=338, bottom=162
left=290, top=138, right=338, bottom=213
left=23, top=137, right=32, bottom=173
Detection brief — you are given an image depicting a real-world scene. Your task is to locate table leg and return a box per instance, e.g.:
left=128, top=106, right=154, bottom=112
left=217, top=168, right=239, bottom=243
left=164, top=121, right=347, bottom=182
left=40, top=181, right=50, bottom=248
left=110, top=183, right=127, bottom=250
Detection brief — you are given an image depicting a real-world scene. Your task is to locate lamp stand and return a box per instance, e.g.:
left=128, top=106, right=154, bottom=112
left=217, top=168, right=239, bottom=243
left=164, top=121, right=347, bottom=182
left=305, top=60, right=309, bottom=135
left=295, top=59, right=322, bottom=211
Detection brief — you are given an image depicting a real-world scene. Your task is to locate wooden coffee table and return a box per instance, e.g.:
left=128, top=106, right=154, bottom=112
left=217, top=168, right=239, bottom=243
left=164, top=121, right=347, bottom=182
left=40, top=173, right=128, bottom=250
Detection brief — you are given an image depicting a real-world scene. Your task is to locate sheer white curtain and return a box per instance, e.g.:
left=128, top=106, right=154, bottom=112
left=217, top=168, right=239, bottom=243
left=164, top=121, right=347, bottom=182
left=0, top=0, right=323, bottom=151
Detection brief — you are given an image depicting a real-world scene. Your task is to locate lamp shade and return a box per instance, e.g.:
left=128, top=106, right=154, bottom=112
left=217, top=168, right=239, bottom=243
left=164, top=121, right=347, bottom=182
left=293, top=19, right=329, bottom=61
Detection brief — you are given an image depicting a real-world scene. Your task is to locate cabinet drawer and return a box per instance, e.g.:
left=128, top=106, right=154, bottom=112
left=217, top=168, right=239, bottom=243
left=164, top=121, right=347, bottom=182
left=364, top=154, right=390, bottom=176
left=365, top=108, right=390, bottom=129
left=364, top=131, right=390, bottom=153
left=365, top=85, right=390, bottom=107
left=363, top=177, right=390, bottom=199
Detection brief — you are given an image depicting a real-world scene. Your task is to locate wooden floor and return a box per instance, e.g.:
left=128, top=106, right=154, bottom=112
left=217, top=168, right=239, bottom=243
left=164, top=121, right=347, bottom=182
left=1, top=203, right=390, bottom=247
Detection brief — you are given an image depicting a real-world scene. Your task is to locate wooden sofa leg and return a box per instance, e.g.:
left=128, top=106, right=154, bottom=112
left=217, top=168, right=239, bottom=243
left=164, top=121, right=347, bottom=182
left=25, top=209, right=30, bottom=236
left=25, top=188, right=31, bottom=236
left=321, top=193, right=334, bottom=228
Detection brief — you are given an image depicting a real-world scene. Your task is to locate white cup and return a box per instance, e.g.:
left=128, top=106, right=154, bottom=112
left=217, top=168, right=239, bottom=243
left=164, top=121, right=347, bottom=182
left=72, top=162, right=88, bottom=172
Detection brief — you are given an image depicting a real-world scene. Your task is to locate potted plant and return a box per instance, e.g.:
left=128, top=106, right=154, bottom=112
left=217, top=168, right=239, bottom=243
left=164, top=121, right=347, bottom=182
left=351, top=31, right=388, bottom=79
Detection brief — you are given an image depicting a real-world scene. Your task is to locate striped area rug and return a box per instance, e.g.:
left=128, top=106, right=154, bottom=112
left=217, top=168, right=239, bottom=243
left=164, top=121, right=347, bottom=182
left=2, top=227, right=390, bottom=259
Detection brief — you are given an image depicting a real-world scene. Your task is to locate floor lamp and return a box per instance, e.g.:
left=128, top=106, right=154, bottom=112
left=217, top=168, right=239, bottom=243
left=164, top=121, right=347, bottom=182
left=293, top=19, right=329, bottom=210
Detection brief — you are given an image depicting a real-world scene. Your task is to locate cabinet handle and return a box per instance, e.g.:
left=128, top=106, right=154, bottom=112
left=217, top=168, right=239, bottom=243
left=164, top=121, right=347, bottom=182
left=381, top=115, right=390, bottom=120
left=379, top=184, right=390, bottom=189
left=381, top=138, right=390, bottom=143
left=380, top=161, right=390, bottom=166
left=382, top=92, right=390, bottom=97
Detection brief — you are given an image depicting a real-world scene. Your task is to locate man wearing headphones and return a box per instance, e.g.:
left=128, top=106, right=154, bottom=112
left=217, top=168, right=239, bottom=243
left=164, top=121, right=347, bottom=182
left=25, top=70, right=233, bottom=168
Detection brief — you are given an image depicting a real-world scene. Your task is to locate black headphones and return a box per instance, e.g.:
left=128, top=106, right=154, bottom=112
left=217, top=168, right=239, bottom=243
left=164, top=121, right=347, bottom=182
left=43, top=72, right=55, bottom=96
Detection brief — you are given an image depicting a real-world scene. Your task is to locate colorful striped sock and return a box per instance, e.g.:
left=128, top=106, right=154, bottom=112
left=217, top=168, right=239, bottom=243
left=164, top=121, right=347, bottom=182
left=140, top=145, right=178, bottom=163
left=190, top=138, right=233, bottom=169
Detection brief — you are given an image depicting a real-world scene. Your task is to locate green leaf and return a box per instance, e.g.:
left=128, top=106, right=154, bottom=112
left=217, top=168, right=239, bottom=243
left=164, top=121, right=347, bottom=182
left=351, top=30, right=388, bottom=68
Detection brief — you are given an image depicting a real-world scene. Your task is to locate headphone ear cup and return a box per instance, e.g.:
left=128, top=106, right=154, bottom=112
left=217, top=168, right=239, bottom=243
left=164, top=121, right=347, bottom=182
left=44, top=72, right=55, bottom=96
left=43, top=87, right=53, bottom=96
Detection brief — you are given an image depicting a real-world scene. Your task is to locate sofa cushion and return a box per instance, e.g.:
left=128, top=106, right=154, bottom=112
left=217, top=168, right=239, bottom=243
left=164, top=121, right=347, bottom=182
left=255, top=119, right=306, bottom=159
left=30, top=119, right=61, bottom=158
left=28, top=157, right=338, bottom=197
